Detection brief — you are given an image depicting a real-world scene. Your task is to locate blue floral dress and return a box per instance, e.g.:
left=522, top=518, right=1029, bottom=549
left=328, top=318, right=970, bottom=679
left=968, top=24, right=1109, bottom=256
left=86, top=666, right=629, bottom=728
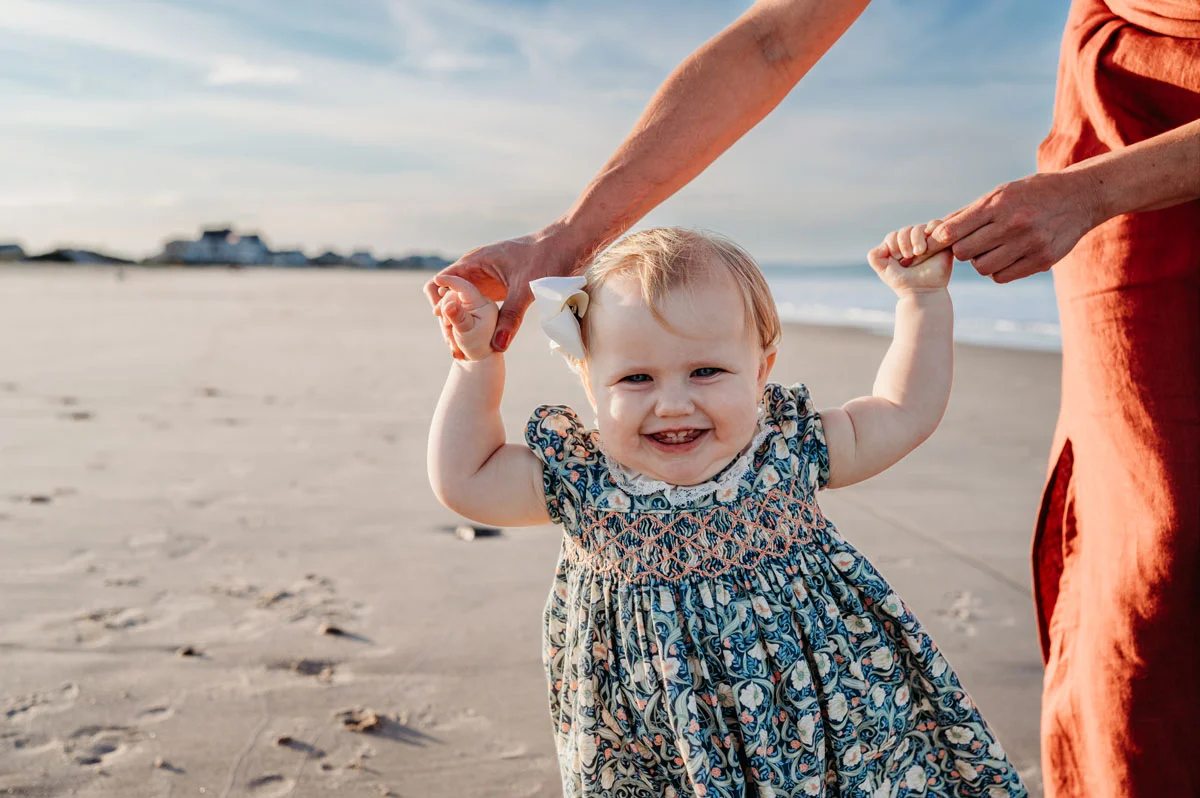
left=524, top=383, right=1028, bottom=798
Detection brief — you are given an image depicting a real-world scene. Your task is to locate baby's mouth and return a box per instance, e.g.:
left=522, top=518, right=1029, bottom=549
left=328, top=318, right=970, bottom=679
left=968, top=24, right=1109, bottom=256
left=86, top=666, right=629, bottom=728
left=646, top=428, right=707, bottom=446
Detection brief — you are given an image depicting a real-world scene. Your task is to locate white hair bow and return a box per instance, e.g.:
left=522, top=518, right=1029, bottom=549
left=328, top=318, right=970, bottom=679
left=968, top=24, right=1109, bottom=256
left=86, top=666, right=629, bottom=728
left=529, top=276, right=589, bottom=360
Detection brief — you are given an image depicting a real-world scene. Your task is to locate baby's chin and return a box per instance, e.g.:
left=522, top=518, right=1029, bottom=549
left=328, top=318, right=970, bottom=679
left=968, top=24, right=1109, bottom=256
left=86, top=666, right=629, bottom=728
left=621, top=450, right=735, bottom=487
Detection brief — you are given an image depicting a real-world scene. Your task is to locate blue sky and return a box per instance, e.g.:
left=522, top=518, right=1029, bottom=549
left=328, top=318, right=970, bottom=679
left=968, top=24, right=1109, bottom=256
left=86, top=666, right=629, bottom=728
left=0, top=0, right=1071, bottom=262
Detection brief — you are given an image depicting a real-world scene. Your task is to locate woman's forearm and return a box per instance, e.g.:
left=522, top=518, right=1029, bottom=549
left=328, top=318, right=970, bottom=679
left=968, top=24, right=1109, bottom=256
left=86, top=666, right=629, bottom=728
left=550, top=0, right=872, bottom=266
left=1075, top=117, right=1200, bottom=223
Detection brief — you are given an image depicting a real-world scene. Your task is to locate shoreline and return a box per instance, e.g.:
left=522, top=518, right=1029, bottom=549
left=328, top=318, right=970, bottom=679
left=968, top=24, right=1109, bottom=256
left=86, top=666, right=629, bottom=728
left=2, top=262, right=1066, bottom=357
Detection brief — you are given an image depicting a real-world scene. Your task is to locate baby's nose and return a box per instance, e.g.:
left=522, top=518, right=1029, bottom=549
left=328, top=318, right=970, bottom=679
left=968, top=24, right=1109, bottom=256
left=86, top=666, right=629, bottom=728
left=655, top=388, right=695, bottom=417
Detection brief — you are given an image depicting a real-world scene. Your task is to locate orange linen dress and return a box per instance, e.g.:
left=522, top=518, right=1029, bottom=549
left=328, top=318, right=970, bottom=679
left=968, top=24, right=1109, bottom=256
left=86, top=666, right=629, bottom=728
left=1034, top=1, right=1200, bottom=796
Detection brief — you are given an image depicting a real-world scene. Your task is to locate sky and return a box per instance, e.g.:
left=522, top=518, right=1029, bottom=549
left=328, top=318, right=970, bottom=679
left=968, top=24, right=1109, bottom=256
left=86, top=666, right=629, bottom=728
left=0, top=0, right=1072, bottom=263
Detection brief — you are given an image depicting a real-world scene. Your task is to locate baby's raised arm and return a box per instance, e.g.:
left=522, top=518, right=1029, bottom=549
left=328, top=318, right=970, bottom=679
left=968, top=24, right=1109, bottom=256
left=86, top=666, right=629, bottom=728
left=426, top=276, right=551, bottom=526
left=820, top=223, right=954, bottom=488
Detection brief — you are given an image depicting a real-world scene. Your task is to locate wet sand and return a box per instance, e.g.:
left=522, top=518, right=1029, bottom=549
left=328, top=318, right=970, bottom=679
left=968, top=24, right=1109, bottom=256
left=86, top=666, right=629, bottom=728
left=0, top=266, right=1057, bottom=796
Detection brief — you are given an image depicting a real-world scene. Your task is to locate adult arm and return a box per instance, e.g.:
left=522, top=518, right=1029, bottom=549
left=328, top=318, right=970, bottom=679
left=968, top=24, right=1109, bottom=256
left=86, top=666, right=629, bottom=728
left=934, top=117, right=1200, bottom=283
left=429, top=0, right=873, bottom=352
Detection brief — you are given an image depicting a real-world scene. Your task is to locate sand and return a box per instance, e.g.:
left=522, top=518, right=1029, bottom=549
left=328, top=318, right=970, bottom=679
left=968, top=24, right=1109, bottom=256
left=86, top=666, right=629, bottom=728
left=0, top=266, right=1058, bottom=797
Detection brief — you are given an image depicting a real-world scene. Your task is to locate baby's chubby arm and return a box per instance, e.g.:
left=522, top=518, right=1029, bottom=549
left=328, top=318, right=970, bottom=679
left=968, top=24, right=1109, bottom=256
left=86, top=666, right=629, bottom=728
left=426, top=276, right=551, bottom=526
left=820, top=223, right=954, bottom=489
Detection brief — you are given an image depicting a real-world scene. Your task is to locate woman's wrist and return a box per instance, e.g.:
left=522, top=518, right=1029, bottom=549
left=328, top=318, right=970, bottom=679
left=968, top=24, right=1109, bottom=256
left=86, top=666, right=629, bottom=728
left=1060, top=162, right=1113, bottom=229
left=536, top=217, right=602, bottom=276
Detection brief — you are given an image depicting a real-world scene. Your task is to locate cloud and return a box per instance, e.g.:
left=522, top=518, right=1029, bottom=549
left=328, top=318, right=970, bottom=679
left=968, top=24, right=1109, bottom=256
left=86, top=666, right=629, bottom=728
left=0, top=0, right=1071, bottom=262
left=205, top=56, right=300, bottom=87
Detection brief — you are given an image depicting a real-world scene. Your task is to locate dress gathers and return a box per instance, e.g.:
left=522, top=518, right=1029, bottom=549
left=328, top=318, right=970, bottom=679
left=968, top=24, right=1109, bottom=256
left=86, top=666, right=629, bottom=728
left=525, top=383, right=1027, bottom=797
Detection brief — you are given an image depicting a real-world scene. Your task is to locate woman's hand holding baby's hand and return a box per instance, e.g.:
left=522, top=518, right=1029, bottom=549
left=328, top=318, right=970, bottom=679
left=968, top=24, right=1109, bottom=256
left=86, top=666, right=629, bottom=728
left=868, top=221, right=953, bottom=296
left=433, top=275, right=500, bottom=361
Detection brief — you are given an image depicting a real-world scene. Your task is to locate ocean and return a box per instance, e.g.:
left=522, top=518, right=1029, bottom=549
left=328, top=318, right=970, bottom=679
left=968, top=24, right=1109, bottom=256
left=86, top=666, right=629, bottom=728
left=763, top=263, right=1061, bottom=352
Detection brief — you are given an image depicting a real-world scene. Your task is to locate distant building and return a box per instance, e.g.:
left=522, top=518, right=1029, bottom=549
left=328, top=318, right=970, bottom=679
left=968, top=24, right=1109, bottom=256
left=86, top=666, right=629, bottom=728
left=27, top=248, right=132, bottom=264
left=311, top=251, right=348, bottom=268
left=0, top=243, right=25, bottom=262
left=148, top=227, right=452, bottom=270
left=232, top=234, right=269, bottom=265
left=188, top=228, right=235, bottom=263
left=269, top=250, right=308, bottom=267
left=157, top=227, right=271, bottom=265
left=160, top=240, right=192, bottom=263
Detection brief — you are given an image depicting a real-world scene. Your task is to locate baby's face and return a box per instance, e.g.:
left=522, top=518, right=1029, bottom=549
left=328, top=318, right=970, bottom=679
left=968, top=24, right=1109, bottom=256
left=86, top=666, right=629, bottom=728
left=583, top=271, right=775, bottom=487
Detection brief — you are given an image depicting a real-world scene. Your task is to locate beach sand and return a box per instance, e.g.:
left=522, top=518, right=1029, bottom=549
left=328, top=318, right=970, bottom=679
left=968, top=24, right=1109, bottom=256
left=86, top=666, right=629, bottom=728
left=0, top=266, right=1057, bottom=797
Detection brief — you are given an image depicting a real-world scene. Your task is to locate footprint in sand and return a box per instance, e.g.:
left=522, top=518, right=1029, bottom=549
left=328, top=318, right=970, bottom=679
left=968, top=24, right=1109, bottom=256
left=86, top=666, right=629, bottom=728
left=64, top=725, right=138, bottom=766
left=248, top=574, right=358, bottom=627
left=936, top=590, right=985, bottom=637
left=72, top=607, right=151, bottom=646
left=137, top=704, right=174, bottom=724
left=1, top=730, right=57, bottom=756
left=77, top=607, right=149, bottom=632
left=104, top=576, right=144, bottom=588
left=125, top=529, right=208, bottom=559
left=246, top=774, right=296, bottom=796
left=3, top=682, right=80, bottom=721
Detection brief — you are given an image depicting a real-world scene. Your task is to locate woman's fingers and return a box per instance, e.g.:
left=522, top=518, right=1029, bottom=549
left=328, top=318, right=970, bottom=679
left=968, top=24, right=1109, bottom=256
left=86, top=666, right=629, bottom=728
left=492, top=281, right=533, bottom=352
left=433, top=273, right=476, bottom=295
left=990, top=257, right=1039, bottom=284
left=930, top=195, right=989, bottom=249
left=970, top=243, right=1022, bottom=276
left=949, top=222, right=1005, bottom=263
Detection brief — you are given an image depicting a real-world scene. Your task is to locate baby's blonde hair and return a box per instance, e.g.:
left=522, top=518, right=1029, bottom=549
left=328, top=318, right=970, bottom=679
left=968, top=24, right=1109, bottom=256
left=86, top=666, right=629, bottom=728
left=569, top=227, right=780, bottom=368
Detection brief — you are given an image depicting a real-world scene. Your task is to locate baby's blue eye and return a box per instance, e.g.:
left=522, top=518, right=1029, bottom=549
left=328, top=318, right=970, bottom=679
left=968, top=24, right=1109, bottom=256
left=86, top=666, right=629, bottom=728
left=621, top=374, right=652, bottom=384
left=692, top=367, right=723, bottom=378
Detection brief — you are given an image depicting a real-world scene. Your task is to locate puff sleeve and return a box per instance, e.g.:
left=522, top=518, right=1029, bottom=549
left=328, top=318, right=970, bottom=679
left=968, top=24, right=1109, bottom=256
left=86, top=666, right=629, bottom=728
left=762, top=383, right=831, bottom=491
left=524, top=405, right=597, bottom=526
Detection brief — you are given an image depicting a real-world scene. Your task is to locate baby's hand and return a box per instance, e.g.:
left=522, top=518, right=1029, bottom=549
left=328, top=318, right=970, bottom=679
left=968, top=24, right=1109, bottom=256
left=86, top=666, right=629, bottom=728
left=433, top=275, right=499, bottom=361
left=868, top=221, right=953, bottom=295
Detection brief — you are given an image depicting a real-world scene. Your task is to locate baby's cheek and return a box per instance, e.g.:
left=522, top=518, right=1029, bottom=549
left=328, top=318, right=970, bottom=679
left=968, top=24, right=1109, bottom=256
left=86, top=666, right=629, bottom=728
left=600, top=394, right=639, bottom=438
left=714, top=389, right=762, bottom=442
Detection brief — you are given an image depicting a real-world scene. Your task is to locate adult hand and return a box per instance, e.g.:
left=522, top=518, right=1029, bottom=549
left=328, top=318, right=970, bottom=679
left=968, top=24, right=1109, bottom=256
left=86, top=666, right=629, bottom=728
left=425, top=224, right=584, bottom=357
left=930, top=170, right=1102, bottom=284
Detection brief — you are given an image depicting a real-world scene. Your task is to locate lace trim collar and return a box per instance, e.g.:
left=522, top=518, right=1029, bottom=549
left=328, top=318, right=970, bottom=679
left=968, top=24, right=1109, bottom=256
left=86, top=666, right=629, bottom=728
left=598, top=413, right=774, bottom=507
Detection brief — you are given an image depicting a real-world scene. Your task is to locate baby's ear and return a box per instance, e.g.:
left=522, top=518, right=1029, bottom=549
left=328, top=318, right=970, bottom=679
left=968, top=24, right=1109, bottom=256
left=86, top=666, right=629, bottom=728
left=757, top=344, right=778, bottom=387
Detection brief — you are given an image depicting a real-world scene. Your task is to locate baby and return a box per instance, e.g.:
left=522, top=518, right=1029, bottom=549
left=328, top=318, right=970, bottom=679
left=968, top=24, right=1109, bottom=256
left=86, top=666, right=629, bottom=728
left=428, top=226, right=1026, bottom=797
